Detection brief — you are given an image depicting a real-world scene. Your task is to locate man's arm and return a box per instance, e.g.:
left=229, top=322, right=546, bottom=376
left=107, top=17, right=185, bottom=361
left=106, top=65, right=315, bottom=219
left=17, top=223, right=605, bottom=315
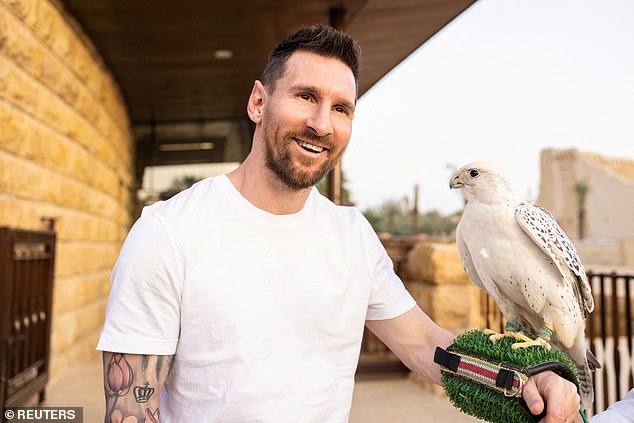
left=366, top=305, right=581, bottom=423
left=103, top=352, right=173, bottom=423
left=365, top=305, right=454, bottom=384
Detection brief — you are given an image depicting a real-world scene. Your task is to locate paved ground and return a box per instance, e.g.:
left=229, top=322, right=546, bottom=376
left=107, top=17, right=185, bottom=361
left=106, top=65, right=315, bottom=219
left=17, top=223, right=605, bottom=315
left=350, top=375, right=484, bottom=423
left=45, top=357, right=483, bottom=422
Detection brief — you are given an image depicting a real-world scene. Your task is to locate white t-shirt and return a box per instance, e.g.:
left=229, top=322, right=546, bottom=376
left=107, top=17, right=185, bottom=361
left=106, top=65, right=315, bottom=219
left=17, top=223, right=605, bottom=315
left=590, top=389, right=634, bottom=423
left=97, top=175, right=416, bottom=422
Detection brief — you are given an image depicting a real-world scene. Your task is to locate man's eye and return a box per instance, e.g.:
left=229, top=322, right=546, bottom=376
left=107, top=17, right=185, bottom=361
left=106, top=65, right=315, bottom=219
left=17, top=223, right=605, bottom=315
left=299, top=93, right=311, bottom=101
left=334, top=106, right=347, bottom=114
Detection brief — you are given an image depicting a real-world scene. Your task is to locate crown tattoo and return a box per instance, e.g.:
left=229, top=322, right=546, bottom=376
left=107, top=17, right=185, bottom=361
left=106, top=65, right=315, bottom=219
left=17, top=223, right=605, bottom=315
left=134, top=382, right=155, bottom=403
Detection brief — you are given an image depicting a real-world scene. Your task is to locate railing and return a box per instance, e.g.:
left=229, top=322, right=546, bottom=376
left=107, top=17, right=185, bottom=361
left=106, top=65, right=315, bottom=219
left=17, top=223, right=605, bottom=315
left=0, top=228, right=56, bottom=410
left=482, top=271, right=634, bottom=415
left=586, top=271, right=634, bottom=415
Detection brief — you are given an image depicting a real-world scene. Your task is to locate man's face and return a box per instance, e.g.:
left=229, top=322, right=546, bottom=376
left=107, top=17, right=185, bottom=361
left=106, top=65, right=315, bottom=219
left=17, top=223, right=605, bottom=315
left=260, top=51, right=356, bottom=190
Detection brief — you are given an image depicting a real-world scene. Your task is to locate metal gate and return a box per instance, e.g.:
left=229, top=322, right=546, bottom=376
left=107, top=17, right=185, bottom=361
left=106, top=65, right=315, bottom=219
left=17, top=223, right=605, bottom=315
left=0, top=228, right=56, bottom=409
left=585, top=271, right=634, bottom=415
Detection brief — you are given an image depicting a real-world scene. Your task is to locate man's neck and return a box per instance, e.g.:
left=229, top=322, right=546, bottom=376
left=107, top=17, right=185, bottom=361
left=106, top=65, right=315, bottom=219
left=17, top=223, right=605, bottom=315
left=226, top=158, right=312, bottom=215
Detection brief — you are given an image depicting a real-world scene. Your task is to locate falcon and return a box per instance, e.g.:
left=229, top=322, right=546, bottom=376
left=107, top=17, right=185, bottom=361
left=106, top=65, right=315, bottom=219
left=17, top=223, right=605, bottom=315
left=450, top=161, right=599, bottom=409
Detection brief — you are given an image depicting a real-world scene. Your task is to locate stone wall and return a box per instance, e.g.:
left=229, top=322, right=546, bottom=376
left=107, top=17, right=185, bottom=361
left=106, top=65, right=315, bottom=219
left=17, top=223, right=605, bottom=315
left=0, top=1, right=134, bottom=378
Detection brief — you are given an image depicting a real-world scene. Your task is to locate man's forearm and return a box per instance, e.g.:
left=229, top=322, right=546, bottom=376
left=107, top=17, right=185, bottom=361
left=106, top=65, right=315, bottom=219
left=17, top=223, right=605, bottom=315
left=103, top=352, right=173, bottom=423
left=365, top=306, right=455, bottom=385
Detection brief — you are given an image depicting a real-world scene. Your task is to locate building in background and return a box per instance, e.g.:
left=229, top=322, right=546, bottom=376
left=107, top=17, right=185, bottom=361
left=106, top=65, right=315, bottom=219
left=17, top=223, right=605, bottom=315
left=538, top=148, right=634, bottom=269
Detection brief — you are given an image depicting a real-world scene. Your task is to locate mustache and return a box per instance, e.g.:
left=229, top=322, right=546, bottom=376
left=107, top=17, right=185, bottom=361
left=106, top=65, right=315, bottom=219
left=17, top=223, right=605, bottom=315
left=288, top=130, right=333, bottom=149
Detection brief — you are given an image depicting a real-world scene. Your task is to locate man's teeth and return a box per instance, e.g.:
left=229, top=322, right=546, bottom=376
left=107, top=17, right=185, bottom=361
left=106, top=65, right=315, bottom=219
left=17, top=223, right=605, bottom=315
left=297, top=140, right=325, bottom=153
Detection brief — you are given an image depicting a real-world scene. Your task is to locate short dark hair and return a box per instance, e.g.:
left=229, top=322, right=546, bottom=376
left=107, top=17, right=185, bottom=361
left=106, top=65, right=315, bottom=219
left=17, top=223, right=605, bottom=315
left=260, top=24, right=361, bottom=95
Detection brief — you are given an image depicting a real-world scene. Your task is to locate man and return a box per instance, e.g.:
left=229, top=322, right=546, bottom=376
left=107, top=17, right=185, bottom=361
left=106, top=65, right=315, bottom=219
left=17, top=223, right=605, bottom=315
left=98, top=24, right=580, bottom=422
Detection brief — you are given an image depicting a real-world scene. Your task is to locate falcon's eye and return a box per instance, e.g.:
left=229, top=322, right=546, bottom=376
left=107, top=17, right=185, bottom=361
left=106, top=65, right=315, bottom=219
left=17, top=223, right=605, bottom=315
left=469, top=169, right=480, bottom=178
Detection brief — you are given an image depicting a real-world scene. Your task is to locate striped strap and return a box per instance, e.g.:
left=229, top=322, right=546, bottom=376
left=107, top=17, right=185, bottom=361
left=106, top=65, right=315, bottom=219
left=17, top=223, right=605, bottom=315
left=434, top=347, right=529, bottom=398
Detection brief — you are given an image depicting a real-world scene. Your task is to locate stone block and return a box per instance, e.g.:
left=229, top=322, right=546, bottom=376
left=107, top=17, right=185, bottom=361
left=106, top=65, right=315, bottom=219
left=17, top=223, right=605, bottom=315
left=0, top=195, right=60, bottom=232
left=50, top=299, right=106, bottom=356
left=0, top=56, right=38, bottom=112
left=31, top=0, right=56, bottom=44
left=0, top=195, right=120, bottom=243
left=75, top=300, right=107, bottom=340
left=0, top=7, right=8, bottom=49
left=407, top=279, right=480, bottom=334
left=55, top=241, right=119, bottom=277
left=4, top=0, right=34, bottom=20
left=0, top=12, right=39, bottom=75
left=622, top=238, right=634, bottom=267
left=53, top=271, right=110, bottom=315
left=0, top=102, right=23, bottom=147
left=50, top=309, right=77, bottom=355
left=404, top=241, right=470, bottom=285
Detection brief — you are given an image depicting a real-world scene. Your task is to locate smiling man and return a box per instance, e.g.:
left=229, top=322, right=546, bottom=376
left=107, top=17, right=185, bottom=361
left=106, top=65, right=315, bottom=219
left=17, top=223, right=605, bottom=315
left=97, top=24, right=581, bottom=423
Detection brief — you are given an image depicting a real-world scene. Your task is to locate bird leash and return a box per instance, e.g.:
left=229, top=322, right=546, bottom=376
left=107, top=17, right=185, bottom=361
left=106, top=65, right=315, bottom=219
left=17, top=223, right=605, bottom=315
left=433, top=330, right=589, bottom=423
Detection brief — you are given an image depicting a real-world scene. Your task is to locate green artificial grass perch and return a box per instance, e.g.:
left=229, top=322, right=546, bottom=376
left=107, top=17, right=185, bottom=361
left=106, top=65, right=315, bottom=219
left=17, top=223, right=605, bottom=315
left=439, top=329, right=580, bottom=423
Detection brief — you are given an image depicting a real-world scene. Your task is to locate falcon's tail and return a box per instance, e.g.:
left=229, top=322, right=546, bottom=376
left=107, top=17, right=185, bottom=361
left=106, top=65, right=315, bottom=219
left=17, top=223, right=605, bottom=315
left=558, top=340, right=596, bottom=411
left=587, top=348, right=601, bottom=370
left=577, top=357, right=594, bottom=411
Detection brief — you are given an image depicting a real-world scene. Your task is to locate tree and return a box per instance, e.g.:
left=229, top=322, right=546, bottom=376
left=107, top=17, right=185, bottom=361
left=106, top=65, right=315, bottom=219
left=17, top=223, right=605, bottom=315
left=159, top=175, right=203, bottom=200
left=361, top=197, right=458, bottom=237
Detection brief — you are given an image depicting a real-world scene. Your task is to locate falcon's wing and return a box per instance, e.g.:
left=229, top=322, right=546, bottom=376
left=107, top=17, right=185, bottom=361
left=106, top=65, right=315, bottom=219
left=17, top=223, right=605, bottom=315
left=456, top=223, right=486, bottom=292
left=515, top=203, right=594, bottom=313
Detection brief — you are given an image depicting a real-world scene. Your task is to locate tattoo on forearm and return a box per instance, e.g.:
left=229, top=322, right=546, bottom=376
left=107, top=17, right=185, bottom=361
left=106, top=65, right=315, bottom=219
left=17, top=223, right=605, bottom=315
left=134, top=382, right=154, bottom=403
left=105, top=353, right=133, bottom=398
left=108, top=407, right=159, bottom=423
left=141, top=355, right=150, bottom=375
left=155, top=354, right=172, bottom=377
left=103, top=353, right=173, bottom=423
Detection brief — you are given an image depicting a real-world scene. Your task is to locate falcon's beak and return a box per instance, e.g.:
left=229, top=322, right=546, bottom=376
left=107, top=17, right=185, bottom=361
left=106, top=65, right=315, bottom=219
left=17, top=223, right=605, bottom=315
left=450, top=175, right=463, bottom=189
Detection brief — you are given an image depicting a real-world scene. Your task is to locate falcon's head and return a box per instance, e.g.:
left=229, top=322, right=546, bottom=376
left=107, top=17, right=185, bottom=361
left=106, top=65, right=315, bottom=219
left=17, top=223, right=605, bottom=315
left=450, top=161, right=515, bottom=204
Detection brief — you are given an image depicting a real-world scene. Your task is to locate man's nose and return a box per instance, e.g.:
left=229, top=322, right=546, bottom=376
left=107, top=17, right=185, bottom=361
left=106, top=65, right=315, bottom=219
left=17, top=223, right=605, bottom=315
left=306, top=104, right=333, bottom=137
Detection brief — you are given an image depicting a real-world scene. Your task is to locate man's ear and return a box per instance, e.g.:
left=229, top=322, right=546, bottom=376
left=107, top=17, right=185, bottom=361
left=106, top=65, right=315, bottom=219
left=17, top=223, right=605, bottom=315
left=247, top=80, right=267, bottom=123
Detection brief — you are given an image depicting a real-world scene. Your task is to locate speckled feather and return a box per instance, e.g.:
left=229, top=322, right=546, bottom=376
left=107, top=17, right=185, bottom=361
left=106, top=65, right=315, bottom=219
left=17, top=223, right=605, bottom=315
left=515, top=203, right=594, bottom=315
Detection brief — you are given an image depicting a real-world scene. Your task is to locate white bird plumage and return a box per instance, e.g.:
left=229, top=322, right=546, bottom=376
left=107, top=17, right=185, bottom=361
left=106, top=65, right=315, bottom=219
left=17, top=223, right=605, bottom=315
left=450, top=161, right=599, bottom=409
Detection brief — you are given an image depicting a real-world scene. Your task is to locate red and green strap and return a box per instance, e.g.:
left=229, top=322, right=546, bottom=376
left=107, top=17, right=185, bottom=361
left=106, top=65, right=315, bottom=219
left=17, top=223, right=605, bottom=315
left=434, top=347, right=529, bottom=397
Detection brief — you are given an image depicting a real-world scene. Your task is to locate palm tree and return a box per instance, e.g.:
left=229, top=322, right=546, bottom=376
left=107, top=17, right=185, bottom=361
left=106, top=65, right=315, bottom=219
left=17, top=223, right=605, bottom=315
left=574, top=180, right=590, bottom=239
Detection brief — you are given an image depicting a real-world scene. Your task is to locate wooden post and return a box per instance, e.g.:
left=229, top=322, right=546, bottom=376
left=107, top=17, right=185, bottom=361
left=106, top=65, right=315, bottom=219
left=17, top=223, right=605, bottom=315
left=326, top=7, right=346, bottom=205
left=411, top=184, right=419, bottom=234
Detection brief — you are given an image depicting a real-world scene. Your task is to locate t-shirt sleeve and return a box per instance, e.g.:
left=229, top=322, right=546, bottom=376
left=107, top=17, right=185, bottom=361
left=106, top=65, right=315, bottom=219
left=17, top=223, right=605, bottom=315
left=97, top=208, right=181, bottom=355
left=360, top=217, right=416, bottom=321
left=590, top=389, right=634, bottom=423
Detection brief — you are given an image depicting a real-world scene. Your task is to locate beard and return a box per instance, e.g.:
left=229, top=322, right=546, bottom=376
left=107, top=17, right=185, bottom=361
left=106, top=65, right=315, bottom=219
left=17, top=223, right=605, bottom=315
left=263, top=124, right=345, bottom=191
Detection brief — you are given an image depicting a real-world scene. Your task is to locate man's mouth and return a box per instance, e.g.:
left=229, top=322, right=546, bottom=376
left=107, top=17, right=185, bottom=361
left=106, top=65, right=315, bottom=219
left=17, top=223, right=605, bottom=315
left=295, top=139, right=327, bottom=153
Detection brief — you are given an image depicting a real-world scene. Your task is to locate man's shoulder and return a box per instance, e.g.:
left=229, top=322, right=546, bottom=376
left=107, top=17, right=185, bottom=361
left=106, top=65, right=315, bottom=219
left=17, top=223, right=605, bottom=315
left=144, top=175, right=223, bottom=217
left=311, top=191, right=372, bottom=231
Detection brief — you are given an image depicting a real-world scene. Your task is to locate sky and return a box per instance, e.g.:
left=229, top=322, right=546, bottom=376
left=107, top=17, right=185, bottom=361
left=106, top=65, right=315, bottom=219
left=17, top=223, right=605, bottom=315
left=343, top=0, right=634, bottom=215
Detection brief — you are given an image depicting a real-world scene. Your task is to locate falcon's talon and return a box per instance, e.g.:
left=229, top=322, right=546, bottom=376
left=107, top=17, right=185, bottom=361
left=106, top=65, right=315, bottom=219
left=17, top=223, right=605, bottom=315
left=510, top=335, right=552, bottom=351
left=483, top=329, right=527, bottom=345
